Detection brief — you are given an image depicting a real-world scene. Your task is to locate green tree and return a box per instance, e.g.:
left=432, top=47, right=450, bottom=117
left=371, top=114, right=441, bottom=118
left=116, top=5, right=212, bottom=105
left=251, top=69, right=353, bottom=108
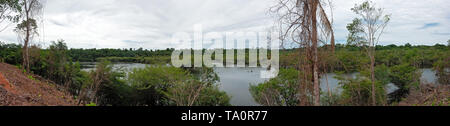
left=0, top=42, right=22, bottom=64
left=334, top=65, right=390, bottom=106
left=388, top=63, right=421, bottom=103
left=46, top=40, right=68, bottom=82
left=348, top=0, right=391, bottom=105
left=0, top=0, right=21, bottom=32
left=128, top=66, right=230, bottom=106
left=14, top=0, right=44, bottom=72
left=433, top=57, right=449, bottom=85
left=128, top=66, right=188, bottom=106
left=77, top=60, right=128, bottom=105
left=250, top=68, right=300, bottom=106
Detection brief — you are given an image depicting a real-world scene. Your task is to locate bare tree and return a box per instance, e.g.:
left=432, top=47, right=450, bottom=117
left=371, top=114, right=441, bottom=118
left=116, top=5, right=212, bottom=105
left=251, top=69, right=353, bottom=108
left=348, top=0, right=390, bottom=105
left=271, top=0, right=335, bottom=106
left=14, top=0, right=43, bottom=72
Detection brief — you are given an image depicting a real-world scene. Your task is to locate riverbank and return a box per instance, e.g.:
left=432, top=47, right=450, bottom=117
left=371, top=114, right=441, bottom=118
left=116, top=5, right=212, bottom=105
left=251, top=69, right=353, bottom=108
left=399, top=84, right=449, bottom=106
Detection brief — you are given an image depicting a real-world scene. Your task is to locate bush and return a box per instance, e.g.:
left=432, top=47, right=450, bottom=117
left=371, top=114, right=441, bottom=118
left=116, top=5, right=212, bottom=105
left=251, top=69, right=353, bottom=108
left=128, top=66, right=230, bottom=106
left=335, top=65, right=390, bottom=106
left=389, top=63, right=421, bottom=90
left=250, top=68, right=300, bottom=106
left=433, top=57, right=450, bottom=85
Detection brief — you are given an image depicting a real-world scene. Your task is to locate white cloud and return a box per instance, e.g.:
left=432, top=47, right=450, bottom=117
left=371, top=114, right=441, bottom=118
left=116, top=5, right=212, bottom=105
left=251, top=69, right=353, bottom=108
left=332, top=0, right=450, bottom=45
left=0, top=0, right=448, bottom=49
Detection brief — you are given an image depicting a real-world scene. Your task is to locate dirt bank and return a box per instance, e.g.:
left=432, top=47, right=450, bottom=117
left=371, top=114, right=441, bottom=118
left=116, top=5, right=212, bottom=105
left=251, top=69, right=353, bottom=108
left=399, top=84, right=449, bottom=106
left=0, top=63, right=77, bottom=106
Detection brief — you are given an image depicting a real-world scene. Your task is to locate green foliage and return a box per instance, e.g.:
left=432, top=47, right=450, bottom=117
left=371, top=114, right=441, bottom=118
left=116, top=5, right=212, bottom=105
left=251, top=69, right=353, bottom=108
left=128, top=66, right=188, bottom=106
left=129, top=66, right=188, bottom=90
left=433, top=58, right=450, bottom=85
left=334, top=48, right=368, bottom=72
left=346, top=18, right=366, bottom=46
left=165, top=79, right=231, bottom=106
left=15, top=18, right=38, bottom=32
left=24, top=40, right=91, bottom=96
left=96, top=56, right=171, bottom=65
left=335, top=66, right=389, bottom=106
left=1, top=41, right=232, bottom=106
left=350, top=0, right=391, bottom=46
left=193, top=85, right=230, bottom=106
left=310, top=45, right=449, bottom=73
left=8, top=40, right=91, bottom=97
left=250, top=68, right=300, bottom=106
left=0, top=0, right=21, bottom=23
left=0, top=42, right=22, bottom=64
left=321, top=92, right=344, bottom=106
left=2, top=38, right=448, bottom=106
left=85, top=102, right=97, bottom=106
left=128, top=66, right=230, bottom=106
left=374, top=64, right=390, bottom=85
left=389, top=63, right=420, bottom=90
left=175, top=67, right=229, bottom=106
left=27, top=75, right=35, bottom=81
left=68, top=48, right=175, bottom=62
left=90, top=61, right=135, bottom=106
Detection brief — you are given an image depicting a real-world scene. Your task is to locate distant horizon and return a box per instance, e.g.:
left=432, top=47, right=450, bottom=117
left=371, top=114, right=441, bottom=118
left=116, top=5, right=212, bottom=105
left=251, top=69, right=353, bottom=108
left=1, top=40, right=447, bottom=50
left=1, top=0, right=449, bottom=49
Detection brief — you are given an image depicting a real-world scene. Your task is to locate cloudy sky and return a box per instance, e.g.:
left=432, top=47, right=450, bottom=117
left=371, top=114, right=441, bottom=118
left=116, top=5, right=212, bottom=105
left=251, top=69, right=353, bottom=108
left=0, top=0, right=449, bottom=49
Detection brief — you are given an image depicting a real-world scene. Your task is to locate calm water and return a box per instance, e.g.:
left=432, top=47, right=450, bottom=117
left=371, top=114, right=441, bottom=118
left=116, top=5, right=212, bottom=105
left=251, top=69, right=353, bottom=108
left=80, top=62, right=148, bottom=72
left=213, top=67, right=269, bottom=106
left=319, top=69, right=438, bottom=95
left=81, top=63, right=439, bottom=106
left=319, top=72, right=400, bottom=95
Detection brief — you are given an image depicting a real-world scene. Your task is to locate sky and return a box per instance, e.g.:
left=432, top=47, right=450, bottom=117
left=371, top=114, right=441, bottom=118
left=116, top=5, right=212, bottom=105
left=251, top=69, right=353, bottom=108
left=0, top=0, right=449, bottom=49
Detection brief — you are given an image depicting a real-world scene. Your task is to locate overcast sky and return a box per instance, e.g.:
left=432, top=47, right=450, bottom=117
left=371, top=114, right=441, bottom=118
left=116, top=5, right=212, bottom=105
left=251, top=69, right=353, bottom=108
left=0, top=0, right=449, bottom=49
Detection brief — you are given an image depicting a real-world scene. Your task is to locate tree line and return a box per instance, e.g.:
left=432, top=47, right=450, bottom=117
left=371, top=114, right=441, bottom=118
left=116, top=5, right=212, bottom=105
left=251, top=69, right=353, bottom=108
left=68, top=48, right=174, bottom=62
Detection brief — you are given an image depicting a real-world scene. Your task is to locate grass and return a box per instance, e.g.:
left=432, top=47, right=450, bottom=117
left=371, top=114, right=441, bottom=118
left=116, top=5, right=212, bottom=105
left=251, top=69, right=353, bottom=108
left=28, top=75, right=36, bottom=81
left=86, top=102, right=97, bottom=106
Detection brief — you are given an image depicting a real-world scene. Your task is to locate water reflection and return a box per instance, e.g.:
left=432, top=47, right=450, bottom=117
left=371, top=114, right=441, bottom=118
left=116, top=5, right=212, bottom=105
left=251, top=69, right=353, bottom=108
left=320, top=69, right=438, bottom=95
left=420, top=69, right=438, bottom=85
left=213, top=67, right=269, bottom=106
left=81, top=62, right=153, bottom=72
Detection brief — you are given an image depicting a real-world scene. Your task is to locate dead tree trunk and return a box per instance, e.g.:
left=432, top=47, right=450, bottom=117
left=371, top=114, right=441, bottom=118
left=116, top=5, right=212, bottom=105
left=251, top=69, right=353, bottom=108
left=310, top=0, right=320, bottom=106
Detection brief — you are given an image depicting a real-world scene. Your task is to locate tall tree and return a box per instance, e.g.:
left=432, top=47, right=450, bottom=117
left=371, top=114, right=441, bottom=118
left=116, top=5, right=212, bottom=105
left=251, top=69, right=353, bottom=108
left=14, top=0, right=43, bottom=72
left=0, top=0, right=21, bottom=32
left=348, top=0, right=390, bottom=105
left=271, top=0, right=335, bottom=106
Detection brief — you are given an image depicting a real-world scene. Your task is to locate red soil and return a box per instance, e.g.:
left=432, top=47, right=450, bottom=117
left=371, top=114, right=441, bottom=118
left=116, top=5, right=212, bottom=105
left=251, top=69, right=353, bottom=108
left=0, top=63, right=77, bottom=106
left=0, top=72, right=15, bottom=94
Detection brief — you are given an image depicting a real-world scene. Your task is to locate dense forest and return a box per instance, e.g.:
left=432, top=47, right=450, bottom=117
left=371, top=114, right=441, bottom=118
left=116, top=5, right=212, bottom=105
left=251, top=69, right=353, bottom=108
left=68, top=48, right=174, bottom=62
